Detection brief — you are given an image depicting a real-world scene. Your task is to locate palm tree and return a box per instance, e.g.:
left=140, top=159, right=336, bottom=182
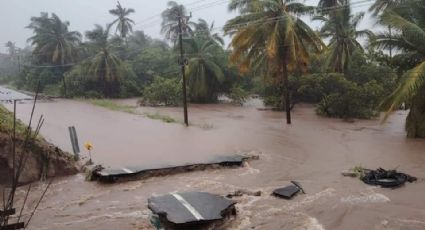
left=224, top=0, right=324, bottom=124
left=84, top=24, right=125, bottom=97
left=375, top=0, right=425, bottom=137
left=369, top=0, right=405, bottom=16
left=369, top=0, right=405, bottom=58
left=315, top=1, right=373, bottom=73
left=184, top=37, right=224, bottom=102
left=194, top=19, right=224, bottom=46
left=5, top=41, right=17, bottom=58
left=161, top=1, right=195, bottom=45
left=109, top=1, right=135, bottom=39
left=27, top=13, right=82, bottom=96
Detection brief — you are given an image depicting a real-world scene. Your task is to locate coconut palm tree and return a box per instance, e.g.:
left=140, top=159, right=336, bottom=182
left=375, top=0, right=425, bottom=137
left=369, top=0, right=405, bottom=58
left=369, top=0, right=405, bottom=16
left=194, top=19, right=224, bottom=46
left=161, top=1, right=195, bottom=45
left=5, top=41, right=17, bottom=58
left=27, top=13, right=81, bottom=96
left=315, top=1, right=373, bottom=73
left=184, top=36, right=224, bottom=102
left=224, top=0, right=324, bottom=124
left=109, top=1, right=135, bottom=39
left=84, top=24, right=125, bottom=97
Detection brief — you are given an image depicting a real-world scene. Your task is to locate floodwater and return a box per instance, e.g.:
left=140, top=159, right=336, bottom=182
left=4, top=98, right=425, bottom=230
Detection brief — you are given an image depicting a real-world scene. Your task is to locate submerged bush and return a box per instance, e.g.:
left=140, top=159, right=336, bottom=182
left=261, top=73, right=386, bottom=119
left=315, top=76, right=384, bottom=119
left=140, top=77, right=182, bottom=106
left=229, top=85, right=249, bottom=106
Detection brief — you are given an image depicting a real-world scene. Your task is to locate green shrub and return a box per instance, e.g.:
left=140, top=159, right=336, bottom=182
left=88, top=99, right=138, bottom=114
left=316, top=77, right=385, bottom=119
left=43, top=84, right=62, bottom=97
left=140, top=77, right=182, bottom=106
left=0, top=105, right=28, bottom=135
left=229, top=85, right=249, bottom=105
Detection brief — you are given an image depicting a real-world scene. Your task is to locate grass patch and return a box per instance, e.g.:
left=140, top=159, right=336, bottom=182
left=0, top=104, right=28, bottom=135
left=86, top=99, right=179, bottom=124
left=144, top=112, right=177, bottom=123
left=88, top=99, right=139, bottom=114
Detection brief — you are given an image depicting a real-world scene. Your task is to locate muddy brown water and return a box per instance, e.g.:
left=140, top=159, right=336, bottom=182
left=3, top=99, right=425, bottom=230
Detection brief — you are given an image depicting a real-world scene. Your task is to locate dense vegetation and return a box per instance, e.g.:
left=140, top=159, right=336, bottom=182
left=1, top=0, right=425, bottom=137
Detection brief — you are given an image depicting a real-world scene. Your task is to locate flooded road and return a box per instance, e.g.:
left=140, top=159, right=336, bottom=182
left=5, top=99, right=425, bottom=229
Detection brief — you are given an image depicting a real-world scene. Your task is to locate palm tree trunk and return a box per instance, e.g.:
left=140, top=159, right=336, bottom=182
left=61, top=63, right=68, bottom=97
left=282, top=62, right=291, bottom=124
left=62, top=74, right=67, bottom=98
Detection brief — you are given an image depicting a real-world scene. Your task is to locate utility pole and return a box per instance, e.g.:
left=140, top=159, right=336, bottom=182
left=388, top=25, right=392, bottom=59
left=17, top=49, right=21, bottom=74
left=178, top=6, right=190, bottom=126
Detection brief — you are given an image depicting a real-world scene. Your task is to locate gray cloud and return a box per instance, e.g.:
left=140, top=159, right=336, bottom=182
left=0, top=0, right=377, bottom=52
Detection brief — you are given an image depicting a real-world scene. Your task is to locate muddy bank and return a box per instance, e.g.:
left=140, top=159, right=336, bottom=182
left=0, top=132, right=79, bottom=185
left=6, top=99, right=425, bottom=230
left=0, top=102, right=78, bottom=185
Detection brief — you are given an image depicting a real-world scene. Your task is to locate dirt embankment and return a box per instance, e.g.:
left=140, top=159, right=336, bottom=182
left=0, top=132, right=79, bottom=185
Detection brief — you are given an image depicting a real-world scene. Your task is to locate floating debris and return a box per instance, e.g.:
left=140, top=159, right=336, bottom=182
left=148, top=192, right=236, bottom=229
left=226, top=189, right=262, bottom=198
left=362, top=168, right=417, bottom=188
left=343, top=167, right=417, bottom=188
left=273, top=181, right=305, bottom=200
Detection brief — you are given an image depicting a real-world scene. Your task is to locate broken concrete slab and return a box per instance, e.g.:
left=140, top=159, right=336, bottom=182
left=90, top=154, right=253, bottom=182
left=273, top=181, right=305, bottom=200
left=148, top=192, right=236, bottom=229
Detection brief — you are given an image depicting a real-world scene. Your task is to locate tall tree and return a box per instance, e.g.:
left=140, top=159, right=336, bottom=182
left=194, top=19, right=224, bottom=46
left=224, top=0, right=324, bottom=124
left=161, top=1, right=195, bottom=45
left=369, top=0, right=405, bottom=16
left=369, top=0, right=405, bottom=58
left=185, top=36, right=224, bottom=102
left=109, top=1, right=135, bottom=39
left=5, top=41, right=17, bottom=58
left=376, top=0, right=425, bottom=137
left=315, top=0, right=373, bottom=73
left=27, top=13, right=81, bottom=96
left=84, top=24, right=125, bottom=97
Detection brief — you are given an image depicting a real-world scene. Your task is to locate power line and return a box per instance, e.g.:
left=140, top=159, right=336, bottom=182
left=134, top=0, right=221, bottom=27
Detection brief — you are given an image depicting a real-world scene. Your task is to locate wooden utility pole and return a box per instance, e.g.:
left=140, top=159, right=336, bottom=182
left=178, top=6, right=190, bottom=126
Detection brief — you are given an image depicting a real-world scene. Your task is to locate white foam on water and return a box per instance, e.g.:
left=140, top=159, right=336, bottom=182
left=287, top=188, right=336, bottom=211
left=55, top=210, right=150, bottom=226
left=239, top=162, right=260, bottom=175
left=398, top=219, right=425, bottom=225
left=295, top=216, right=326, bottom=230
left=340, top=193, right=390, bottom=204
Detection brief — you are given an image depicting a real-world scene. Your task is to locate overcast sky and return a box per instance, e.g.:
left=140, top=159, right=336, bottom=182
left=0, top=0, right=377, bottom=53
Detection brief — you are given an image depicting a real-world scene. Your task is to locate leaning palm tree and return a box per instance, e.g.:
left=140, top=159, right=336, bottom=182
left=315, top=1, right=373, bottom=73
left=27, top=13, right=82, bottom=96
left=184, top=36, right=224, bottom=102
left=161, top=1, right=195, bottom=45
left=109, top=1, right=135, bottom=39
left=224, top=0, right=324, bottom=124
left=375, top=0, right=425, bottom=137
left=84, top=24, right=125, bottom=97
